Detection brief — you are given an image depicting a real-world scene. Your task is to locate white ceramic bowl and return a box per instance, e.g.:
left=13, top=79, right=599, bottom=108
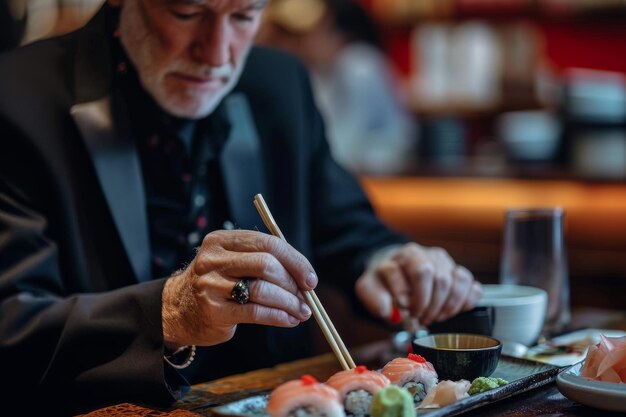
left=478, top=284, right=548, bottom=347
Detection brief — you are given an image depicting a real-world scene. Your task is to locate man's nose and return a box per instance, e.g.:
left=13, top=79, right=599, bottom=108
left=192, top=18, right=230, bottom=66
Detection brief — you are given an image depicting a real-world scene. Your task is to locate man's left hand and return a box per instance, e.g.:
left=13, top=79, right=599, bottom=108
left=355, top=243, right=483, bottom=326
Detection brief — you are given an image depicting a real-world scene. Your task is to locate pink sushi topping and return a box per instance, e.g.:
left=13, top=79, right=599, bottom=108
left=380, top=356, right=438, bottom=403
left=325, top=367, right=390, bottom=397
left=267, top=377, right=344, bottom=417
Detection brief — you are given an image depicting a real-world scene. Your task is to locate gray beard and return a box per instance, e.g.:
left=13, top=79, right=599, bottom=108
left=117, top=1, right=248, bottom=119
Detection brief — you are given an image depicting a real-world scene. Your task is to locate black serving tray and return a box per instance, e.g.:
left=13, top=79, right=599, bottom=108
left=211, top=355, right=561, bottom=417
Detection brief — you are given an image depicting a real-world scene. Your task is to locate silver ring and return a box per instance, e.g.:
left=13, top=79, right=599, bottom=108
left=231, top=279, right=250, bottom=304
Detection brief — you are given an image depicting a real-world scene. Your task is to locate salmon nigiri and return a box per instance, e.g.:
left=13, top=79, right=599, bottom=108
left=325, top=365, right=391, bottom=417
left=267, top=375, right=346, bottom=417
left=381, top=354, right=438, bottom=405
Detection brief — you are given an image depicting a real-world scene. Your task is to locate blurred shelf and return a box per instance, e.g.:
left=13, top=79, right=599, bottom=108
left=409, top=98, right=547, bottom=119
left=370, top=0, right=626, bottom=26
left=381, top=160, right=626, bottom=183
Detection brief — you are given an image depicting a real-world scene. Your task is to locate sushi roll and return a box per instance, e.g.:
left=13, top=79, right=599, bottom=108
left=325, top=365, right=391, bottom=417
left=267, top=375, right=346, bottom=417
left=380, top=354, right=438, bottom=405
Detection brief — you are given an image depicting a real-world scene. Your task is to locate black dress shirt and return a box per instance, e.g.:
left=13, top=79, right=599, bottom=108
left=111, top=26, right=232, bottom=279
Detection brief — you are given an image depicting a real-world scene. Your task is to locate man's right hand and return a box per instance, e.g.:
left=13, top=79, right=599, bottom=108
left=161, top=230, right=316, bottom=349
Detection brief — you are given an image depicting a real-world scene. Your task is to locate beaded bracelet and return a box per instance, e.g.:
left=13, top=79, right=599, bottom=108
left=164, top=344, right=196, bottom=370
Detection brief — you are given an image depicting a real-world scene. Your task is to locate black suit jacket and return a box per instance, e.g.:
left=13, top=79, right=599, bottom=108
left=0, top=7, right=407, bottom=415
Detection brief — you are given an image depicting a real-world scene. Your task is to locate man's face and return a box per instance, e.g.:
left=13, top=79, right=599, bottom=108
left=114, top=0, right=266, bottom=119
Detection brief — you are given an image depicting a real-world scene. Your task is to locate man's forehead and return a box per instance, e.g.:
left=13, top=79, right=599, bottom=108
left=162, top=0, right=268, bottom=9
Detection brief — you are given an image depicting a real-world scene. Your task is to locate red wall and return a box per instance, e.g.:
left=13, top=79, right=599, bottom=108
left=538, top=21, right=626, bottom=75
left=358, top=0, right=626, bottom=79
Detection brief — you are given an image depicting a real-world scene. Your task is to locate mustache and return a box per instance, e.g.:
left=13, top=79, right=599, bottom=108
left=169, top=61, right=234, bottom=79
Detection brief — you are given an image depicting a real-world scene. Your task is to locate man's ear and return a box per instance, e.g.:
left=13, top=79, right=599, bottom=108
left=108, top=0, right=124, bottom=7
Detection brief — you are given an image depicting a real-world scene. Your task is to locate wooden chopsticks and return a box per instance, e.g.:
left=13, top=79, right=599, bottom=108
left=253, top=194, right=356, bottom=371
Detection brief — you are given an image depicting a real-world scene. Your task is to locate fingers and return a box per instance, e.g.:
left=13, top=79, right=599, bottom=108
left=464, top=280, right=484, bottom=310
left=212, top=251, right=301, bottom=296
left=233, top=302, right=304, bottom=328
left=419, top=273, right=453, bottom=325
left=433, top=266, right=473, bottom=322
left=355, top=257, right=417, bottom=321
left=393, top=244, right=481, bottom=326
left=378, top=260, right=411, bottom=308
left=355, top=270, right=394, bottom=319
left=394, top=246, right=436, bottom=320
left=195, top=274, right=311, bottom=322
left=197, top=230, right=318, bottom=292
left=247, top=279, right=311, bottom=321
left=221, top=230, right=317, bottom=291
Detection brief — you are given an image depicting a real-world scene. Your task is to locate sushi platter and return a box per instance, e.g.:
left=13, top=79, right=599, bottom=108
left=209, top=199, right=565, bottom=417
left=211, top=355, right=560, bottom=417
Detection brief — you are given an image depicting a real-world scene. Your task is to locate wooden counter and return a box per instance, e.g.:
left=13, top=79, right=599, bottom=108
left=360, top=176, right=626, bottom=309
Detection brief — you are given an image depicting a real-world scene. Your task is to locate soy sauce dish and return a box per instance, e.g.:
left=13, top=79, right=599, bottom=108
left=412, top=333, right=502, bottom=381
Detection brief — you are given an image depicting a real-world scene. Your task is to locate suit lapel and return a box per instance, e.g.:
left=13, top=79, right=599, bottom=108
left=68, top=7, right=150, bottom=282
left=220, top=93, right=267, bottom=231
left=71, top=92, right=267, bottom=279
left=70, top=96, right=151, bottom=282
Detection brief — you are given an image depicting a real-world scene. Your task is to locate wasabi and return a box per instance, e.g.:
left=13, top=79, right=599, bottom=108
left=370, top=385, right=416, bottom=417
left=468, top=377, right=508, bottom=395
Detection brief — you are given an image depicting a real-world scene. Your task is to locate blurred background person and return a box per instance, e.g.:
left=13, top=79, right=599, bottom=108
left=0, top=0, right=102, bottom=49
left=257, top=0, right=418, bottom=176
left=0, top=0, right=26, bottom=52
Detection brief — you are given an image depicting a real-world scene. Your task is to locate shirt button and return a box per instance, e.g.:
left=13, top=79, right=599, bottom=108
left=196, top=216, right=208, bottom=229
left=223, top=220, right=235, bottom=230
left=187, top=232, right=200, bottom=246
left=194, top=195, right=205, bottom=207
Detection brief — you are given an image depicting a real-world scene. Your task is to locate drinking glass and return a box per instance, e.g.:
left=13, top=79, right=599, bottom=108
left=500, top=208, right=570, bottom=338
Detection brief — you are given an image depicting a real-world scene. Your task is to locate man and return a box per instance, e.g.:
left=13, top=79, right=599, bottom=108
left=257, top=0, right=418, bottom=175
left=0, top=0, right=482, bottom=414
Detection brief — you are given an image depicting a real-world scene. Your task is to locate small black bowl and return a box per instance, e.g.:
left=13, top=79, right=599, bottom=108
left=412, top=333, right=502, bottom=381
left=428, top=306, right=495, bottom=336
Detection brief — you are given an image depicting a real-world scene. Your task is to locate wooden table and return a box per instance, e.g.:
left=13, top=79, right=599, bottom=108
left=79, top=308, right=626, bottom=417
